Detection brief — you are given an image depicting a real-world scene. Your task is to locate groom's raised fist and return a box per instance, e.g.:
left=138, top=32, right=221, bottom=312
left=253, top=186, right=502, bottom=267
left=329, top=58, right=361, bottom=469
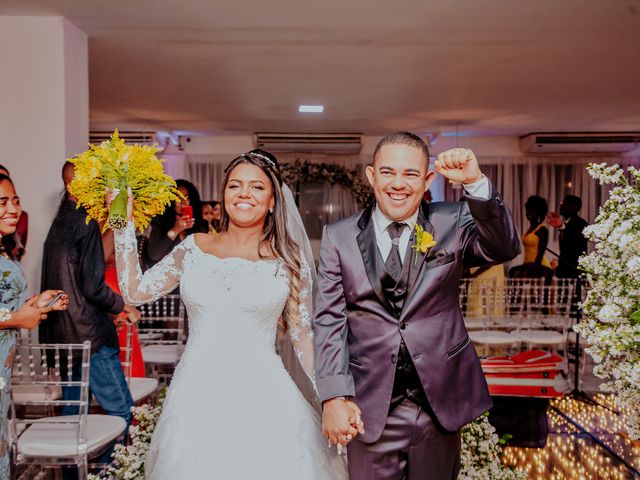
left=434, top=148, right=483, bottom=185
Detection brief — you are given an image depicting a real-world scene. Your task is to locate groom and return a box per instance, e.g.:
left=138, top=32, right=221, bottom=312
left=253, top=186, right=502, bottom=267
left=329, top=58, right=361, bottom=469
left=313, top=132, right=520, bottom=479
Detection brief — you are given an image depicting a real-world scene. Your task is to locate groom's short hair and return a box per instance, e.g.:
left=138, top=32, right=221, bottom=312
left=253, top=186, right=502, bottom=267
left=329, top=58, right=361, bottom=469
left=373, top=131, right=430, bottom=165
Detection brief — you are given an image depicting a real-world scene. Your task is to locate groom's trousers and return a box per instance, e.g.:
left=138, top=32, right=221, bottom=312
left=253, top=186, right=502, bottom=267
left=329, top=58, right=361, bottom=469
left=347, top=399, right=461, bottom=480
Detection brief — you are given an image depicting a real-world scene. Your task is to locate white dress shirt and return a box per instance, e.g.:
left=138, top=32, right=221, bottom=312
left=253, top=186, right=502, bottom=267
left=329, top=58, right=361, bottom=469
left=372, top=176, right=491, bottom=263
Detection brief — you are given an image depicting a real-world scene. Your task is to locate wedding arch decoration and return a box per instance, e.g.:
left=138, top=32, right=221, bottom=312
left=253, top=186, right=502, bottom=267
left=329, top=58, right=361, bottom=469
left=280, top=159, right=374, bottom=208
left=90, top=393, right=523, bottom=479
left=574, top=163, right=640, bottom=439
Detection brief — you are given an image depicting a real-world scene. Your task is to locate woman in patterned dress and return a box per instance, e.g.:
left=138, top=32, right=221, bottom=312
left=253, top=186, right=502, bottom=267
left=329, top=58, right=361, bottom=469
left=0, top=173, right=69, bottom=477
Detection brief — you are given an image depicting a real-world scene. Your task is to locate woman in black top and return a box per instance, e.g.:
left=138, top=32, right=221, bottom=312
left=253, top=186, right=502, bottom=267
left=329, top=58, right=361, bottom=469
left=143, top=179, right=209, bottom=269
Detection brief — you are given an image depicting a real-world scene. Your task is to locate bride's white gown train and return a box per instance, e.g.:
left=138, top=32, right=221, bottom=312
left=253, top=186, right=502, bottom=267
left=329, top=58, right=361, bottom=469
left=114, top=224, right=348, bottom=479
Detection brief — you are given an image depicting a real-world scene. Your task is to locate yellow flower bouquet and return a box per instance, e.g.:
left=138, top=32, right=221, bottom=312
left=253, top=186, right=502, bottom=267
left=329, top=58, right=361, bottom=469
left=68, top=130, right=181, bottom=231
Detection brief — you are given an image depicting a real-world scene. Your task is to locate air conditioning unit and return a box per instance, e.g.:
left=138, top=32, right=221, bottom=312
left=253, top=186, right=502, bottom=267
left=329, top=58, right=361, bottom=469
left=255, top=133, right=362, bottom=154
left=520, top=132, right=640, bottom=154
left=89, top=131, right=158, bottom=145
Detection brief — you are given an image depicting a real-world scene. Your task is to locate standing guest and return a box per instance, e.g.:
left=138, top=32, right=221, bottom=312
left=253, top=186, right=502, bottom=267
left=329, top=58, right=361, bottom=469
left=0, top=173, right=68, bottom=478
left=522, top=195, right=551, bottom=268
left=142, top=179, right=208, bottom=269
left=510, top=195, right=552, bottom=279
left=40, top=162, right=139, bottom=429
left=547, top=194, right=588, bottom=278
left=0, top=165, right=28, bottom=261
left=202, top=200, right=222, bottom=235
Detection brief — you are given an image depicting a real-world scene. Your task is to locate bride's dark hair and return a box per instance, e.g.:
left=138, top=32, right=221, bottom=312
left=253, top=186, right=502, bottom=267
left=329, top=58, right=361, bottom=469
left=219, top=152, right=302, bottom=331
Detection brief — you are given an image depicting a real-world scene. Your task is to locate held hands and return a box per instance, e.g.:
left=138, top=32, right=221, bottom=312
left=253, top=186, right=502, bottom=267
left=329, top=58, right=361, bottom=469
left=434, top=148, right=483, bottom=185
left=322, top=397, right=365, bottom=452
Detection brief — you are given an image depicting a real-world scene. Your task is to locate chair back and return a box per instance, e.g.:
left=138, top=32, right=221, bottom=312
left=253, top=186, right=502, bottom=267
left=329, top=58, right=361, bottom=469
left=10, top=341, right=91, bottom=456
left=137, top=294, right=185, bottom=347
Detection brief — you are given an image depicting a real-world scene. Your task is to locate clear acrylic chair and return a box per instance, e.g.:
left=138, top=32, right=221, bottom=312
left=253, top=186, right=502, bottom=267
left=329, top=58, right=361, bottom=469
left=120, top=323, right=159, bottom=402
left=514, top=284, right=574, bottom=355
left=137, top=294, right=186, bottom=381
left=459, top=278, right=492, bottom=330
left=468, top=284, right=520, bottom=357
left=10, top=342, right=126, bottom=479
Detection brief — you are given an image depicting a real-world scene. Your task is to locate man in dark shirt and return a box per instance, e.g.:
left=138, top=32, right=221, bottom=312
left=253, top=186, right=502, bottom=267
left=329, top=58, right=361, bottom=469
left=547, top=194, right=588, bottom=278
left=41, top=162, right=138, bottom=426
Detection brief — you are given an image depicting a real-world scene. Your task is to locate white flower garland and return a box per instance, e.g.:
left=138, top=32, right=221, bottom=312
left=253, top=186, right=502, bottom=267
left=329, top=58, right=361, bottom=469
left=89, top=390, right=166, bottom=480
left=91, top=395, right=523, bottom=479
left=459, top=413, right=526, bottom=480
left=574, top=163, right=640, bottom=439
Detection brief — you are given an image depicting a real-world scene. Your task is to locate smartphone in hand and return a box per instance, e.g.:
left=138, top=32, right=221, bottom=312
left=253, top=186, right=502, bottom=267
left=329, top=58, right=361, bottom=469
left=182, top=205, right=193, bottom=221
left=45, top=292, right=64, bottom=308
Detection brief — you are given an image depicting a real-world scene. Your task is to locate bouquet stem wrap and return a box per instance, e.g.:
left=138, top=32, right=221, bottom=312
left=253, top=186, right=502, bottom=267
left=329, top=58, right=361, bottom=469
left=108, top=180, right=129, bottom=230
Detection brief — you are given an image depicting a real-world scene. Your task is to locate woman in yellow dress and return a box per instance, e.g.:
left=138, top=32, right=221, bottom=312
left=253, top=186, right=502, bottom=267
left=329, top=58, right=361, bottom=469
left=522, top=195, right=551, bottom=268
left=510, top=195, right=553, bottom=279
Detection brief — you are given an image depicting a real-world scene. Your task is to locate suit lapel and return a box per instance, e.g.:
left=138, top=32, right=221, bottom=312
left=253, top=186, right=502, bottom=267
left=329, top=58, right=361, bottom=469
left=356, top=205, right=396, bottom=315
left=406, top=201, right=434, bottom=304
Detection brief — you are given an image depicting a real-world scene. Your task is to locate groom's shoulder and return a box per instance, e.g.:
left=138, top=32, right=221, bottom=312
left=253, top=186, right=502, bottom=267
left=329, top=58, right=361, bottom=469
left=324, top=210, right=362, bottom=233
left=428, top=200, right=467, bottom=216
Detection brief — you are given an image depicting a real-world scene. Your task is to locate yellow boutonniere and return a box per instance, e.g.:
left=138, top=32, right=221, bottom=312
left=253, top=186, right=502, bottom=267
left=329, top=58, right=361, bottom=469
left=411, top=224, right=437, bottom=265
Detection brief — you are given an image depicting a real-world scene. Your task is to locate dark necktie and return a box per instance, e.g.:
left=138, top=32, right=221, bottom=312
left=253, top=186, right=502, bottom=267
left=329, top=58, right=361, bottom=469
left=385, top=222, right=406, bottom=281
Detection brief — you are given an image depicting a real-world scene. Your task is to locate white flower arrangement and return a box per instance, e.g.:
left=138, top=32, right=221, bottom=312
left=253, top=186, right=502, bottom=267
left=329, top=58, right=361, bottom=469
left=575, top=163, right=640, bottom=439
left=89, top=394, right=523, bottom=479
left=458, top=413, right=526, bottom=480
left=89, top=389, right=166, bottom=480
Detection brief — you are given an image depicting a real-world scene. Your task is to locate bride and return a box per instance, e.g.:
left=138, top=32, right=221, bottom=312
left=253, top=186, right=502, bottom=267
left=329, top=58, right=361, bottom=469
left=112, top=152, right=349, bottom=479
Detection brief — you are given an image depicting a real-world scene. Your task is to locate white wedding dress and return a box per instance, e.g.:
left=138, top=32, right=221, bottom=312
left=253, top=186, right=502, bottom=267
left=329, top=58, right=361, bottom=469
left=114, top=223, right=348, bottom=479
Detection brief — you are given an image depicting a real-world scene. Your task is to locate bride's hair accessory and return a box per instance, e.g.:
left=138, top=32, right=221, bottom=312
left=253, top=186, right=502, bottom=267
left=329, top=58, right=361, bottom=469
left=225, top=149, right=282, bottom=185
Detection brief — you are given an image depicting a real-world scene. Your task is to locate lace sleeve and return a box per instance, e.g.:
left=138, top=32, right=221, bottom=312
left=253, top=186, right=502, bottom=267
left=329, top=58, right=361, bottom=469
left=288, top=253, right=317, bottom=390
left=114, top=221, right=191, bottom=305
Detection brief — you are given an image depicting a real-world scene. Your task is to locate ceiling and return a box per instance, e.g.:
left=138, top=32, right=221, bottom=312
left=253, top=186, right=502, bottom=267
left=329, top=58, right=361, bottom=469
left=1, top=0, right=640, bottom=137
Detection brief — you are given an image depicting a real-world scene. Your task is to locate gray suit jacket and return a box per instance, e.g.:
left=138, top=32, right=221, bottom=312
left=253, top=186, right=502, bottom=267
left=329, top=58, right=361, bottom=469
left=313, top=184, right=521, bottom=443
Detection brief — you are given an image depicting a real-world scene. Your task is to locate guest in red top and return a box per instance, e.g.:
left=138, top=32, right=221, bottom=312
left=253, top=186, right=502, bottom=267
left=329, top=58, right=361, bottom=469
left=102, top=228, right=145, bottom=377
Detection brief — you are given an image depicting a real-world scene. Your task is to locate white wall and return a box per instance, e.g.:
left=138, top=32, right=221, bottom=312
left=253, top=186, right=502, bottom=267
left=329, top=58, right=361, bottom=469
left=0, top=17, right=88, bottom=293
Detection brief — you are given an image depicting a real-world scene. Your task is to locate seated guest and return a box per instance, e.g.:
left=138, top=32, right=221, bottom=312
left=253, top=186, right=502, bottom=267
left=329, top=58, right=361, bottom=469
left=142, top=179, right=208, bottom=269
left=510, top=195, right=553, bottom=279
left=0, top=172, right=68, bottom=478
left=202, top=200, right=222, bottom=235
left=0, top=165, right=28, bottom=261
left=547, top=194, right=588, bottom=279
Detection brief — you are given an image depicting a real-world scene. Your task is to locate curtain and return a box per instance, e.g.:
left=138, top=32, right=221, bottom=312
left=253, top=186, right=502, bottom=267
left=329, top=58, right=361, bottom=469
left=171, top=152, right=639, bottom=262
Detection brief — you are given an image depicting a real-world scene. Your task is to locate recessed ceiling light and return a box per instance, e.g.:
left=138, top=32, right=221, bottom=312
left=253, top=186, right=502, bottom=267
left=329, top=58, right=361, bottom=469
left=299, top=105, right=324, bottom=113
